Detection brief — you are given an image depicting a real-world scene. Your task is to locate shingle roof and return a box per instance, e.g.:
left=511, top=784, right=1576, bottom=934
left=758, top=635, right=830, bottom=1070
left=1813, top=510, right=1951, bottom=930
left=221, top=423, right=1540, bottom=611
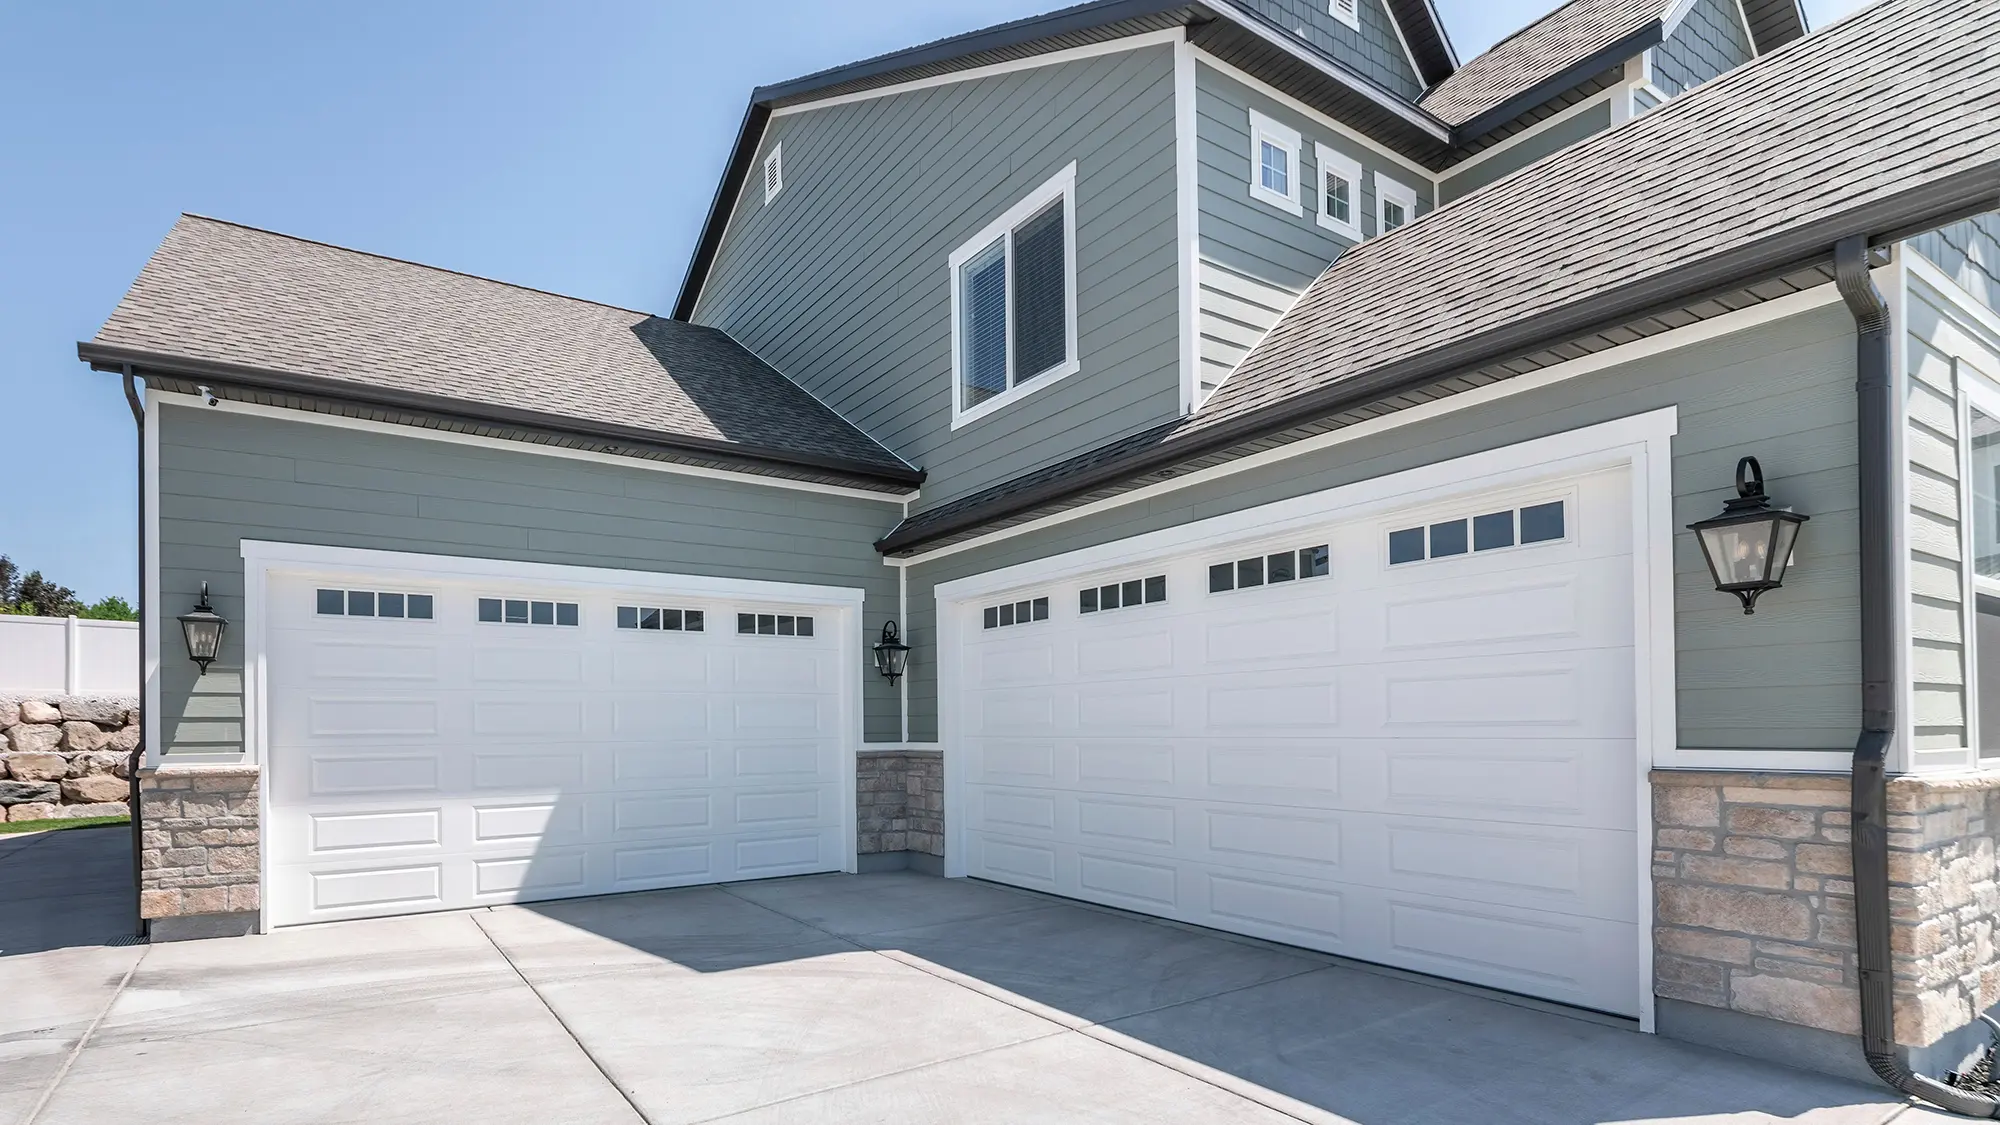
left=879, top=0, right=2000, bottom=554
left=1418, top=0, right=1663, bottom=127
left=83, top=217, right=918, bottom=484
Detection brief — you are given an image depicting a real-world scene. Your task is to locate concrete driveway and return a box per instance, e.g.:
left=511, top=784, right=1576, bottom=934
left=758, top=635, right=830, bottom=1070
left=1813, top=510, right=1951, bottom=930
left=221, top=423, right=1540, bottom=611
left=0, top=828, right=1959, bottom=1124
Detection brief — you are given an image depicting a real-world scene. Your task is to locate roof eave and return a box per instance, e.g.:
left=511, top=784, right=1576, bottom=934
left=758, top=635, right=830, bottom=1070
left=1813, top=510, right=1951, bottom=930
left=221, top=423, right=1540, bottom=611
left=1444, top=21, right=1662, bottom=142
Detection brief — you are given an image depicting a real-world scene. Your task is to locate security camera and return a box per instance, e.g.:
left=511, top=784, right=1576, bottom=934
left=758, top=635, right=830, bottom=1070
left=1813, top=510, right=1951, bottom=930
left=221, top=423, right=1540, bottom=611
left=197, top=385, right=219, bottom=407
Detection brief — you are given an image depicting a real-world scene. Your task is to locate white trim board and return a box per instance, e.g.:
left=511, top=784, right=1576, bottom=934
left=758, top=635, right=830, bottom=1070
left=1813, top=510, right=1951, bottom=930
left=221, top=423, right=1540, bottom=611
left=1193, top=50, right=1441, bottom=187
left=932, top=406, right=1679, bottom=1032
left=147, top=392, right=913, bottom=504
left=888, top=281, right=1846, bottom=568
left=143, top=384, right=163, bottom=771
left=1175, top=36, right=1201, bottom=416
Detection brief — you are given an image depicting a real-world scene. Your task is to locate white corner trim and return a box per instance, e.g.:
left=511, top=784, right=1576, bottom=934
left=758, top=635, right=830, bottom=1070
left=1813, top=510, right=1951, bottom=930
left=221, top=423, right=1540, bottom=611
left=1192, top=50, right=1439, bottom=189
left=1246, top=108, right=1304, bottom=216
left=886, top=280, right=1846, bottom=568
left=1312, top=142, right=1364, bottom=241
left=948, top=161, right=1082, bottom=431
left=1436, top=91, right=1615, bottom=184
left=146, top=391, right=912, bottom=504
left=1376, top=171, right=1418, bottom=233
left=142, top=385, right=163, bottom=771
left=1175, top=34, right=1201, bottom=417
left=767, top=28, right=1186, bottom=119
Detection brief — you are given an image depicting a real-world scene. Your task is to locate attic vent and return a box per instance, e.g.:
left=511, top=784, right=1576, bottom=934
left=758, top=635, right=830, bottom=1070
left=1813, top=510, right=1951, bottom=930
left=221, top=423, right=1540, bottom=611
left=763, top=143, right=783, bottom=204
left=1329, top=0, right=1359, bottom=30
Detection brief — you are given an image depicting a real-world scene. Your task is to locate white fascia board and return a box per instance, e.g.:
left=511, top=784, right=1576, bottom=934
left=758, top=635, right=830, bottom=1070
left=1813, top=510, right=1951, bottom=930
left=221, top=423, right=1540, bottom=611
left=1434, top=91, right=1615, bottom=184
left=1193, top=51, right=1440, bottom=190
left=238, top=540, right=869, bottom=610
left=148, top=391, right=912, bottom=504
left=886, top=281, right=1846, bottom=569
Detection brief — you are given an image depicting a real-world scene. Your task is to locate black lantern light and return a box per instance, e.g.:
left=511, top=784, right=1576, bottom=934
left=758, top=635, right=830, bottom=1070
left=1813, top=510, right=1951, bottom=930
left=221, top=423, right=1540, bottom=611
left=1689, top=456, right=1810, bottom=615
left=872, top=620, right=911, bottom=685
left=178, top=581, right=228, bottom=674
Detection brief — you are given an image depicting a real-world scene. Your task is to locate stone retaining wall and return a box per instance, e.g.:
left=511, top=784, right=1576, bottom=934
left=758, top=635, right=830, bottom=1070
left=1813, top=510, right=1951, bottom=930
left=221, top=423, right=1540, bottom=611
left=137, top=765, right=260, bottom=938
left=858, top=749, right=943, bottom=859
left=0, top=695, right=139, bottom=822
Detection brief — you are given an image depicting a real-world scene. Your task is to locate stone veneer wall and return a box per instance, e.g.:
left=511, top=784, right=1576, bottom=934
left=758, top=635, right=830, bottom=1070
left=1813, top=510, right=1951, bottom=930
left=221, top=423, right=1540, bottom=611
left=857, top=749, right=944, bottom=863
left=1652, top=768, right=2000, bottom=1067
left=137, top=764, right=260, bottom=939
left=0, top=696, right=139, bottom=821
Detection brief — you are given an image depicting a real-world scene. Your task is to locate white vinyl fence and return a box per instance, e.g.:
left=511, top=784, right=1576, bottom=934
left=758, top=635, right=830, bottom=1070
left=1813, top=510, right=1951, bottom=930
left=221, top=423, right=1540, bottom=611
left=0, top=615, right=139, bottom=696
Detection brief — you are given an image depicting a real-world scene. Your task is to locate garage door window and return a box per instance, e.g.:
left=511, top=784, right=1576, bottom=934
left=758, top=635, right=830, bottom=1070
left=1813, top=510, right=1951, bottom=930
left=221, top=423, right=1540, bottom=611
left=1207, top=545, right=1329, bottom=593
left=737, top=612, right=814, bottom=637
left=317, top=588, right=434, bottom=620
left=1078, top=575, right=1166, bottom=614
left=477, top=598, right=579, bottom=626
left=1388, top=500, right=1565, bottom=565
left=617, top=606, right=706, bottom=632
left=984, top=597, right=1050, bottom=629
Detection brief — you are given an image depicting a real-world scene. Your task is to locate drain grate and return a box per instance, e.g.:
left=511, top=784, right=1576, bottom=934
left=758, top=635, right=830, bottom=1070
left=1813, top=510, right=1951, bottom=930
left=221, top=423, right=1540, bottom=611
left=102, top=934, right=148, bottom=947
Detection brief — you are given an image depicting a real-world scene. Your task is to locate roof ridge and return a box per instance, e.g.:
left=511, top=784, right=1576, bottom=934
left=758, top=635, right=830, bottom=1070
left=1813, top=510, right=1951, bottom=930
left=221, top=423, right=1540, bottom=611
left=175, top=213, right=660, bottom=319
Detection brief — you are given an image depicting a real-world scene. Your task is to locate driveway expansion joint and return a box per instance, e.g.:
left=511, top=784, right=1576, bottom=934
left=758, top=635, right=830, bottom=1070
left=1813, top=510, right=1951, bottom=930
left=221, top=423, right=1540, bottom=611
left=21, top=943, right=147, bottom=1125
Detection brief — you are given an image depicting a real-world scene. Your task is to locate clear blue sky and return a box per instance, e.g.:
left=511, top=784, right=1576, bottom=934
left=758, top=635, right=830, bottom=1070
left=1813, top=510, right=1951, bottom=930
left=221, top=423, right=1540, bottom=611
left=0, top=0, right=1865, bottom=605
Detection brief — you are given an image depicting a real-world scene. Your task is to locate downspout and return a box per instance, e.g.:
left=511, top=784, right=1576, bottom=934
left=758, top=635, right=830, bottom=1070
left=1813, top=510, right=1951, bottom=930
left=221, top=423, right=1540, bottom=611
left=121, top=368, right=146, bottom=939
left=1837, top=236, right=2000, bottom=1117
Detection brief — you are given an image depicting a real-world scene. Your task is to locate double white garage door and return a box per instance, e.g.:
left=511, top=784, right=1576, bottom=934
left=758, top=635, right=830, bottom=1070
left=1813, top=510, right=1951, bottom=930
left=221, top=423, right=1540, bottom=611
left=947, top=467, right=1642, bottom=1016
left=262, top=566, right=852, bottom=927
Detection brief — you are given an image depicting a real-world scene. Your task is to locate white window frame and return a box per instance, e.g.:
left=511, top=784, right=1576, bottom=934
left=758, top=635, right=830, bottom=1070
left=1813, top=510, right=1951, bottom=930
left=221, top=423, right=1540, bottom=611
left=947, top=162, right=1081, bottom=430
left=1962, top=368, right=2000, bottom=761
left=1376, top=171, right=1418, bottom=236
left=1313, top=142, right=1363, bottom=241
left=1246, top=109, right=1303, bottom=216
left=763, top=143, right=783, bottom=204
left=1329, top=0, right=1360, bottom=31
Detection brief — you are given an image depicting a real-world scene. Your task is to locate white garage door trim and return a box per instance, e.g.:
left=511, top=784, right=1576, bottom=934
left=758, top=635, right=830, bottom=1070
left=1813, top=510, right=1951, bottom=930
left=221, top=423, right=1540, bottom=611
left=238, top=540, right=868, bottom=930
left=934, top=407, right=1678, bottom=1033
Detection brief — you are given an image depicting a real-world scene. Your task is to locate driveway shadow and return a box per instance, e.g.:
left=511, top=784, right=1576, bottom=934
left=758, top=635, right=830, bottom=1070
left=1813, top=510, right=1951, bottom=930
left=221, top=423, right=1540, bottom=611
left=0, top=825, right=136, bottom=956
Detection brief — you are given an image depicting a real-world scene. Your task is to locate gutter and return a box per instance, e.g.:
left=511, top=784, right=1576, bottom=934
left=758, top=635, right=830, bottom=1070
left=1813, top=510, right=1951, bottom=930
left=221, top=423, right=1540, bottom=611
left=120, top=368, right=146, bottom=940
left=1836, top=236, right=2000, bottom=1117
left=76, top=341, right=925, bottom=491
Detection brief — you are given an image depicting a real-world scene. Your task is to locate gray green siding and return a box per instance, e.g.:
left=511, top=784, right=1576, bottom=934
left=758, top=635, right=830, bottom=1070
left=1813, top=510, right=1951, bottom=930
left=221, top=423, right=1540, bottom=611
left=1194, top=62, right=1436, bottom=399
left=1654, top=0, right=1755, bottom=97
left=153, top=404, right=905, bottom=762
left=906, top=302, right=1862, bottom=752
left=1912, top=215, right=2000, bottom=314
left=692, top=44, right=1182, bottom=515
left=1231, top=0, right=1425, bottom=101
left=1440, top=100, right=1613, bottom=204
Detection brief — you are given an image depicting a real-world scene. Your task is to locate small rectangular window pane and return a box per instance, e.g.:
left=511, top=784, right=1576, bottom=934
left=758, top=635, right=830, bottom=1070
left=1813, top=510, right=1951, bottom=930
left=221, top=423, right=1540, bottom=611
left=663, top=609, right=682, bottom=631
left=1016, top=600, right=1032, bottom=623
left=998, top=603, right=1015, bottom=626
left=1121, top=579, right=1142, bottom=607
left=1144, top=576, right=1167, bottom=603
left=1012, top=198, right=1068, bottom=381
left=407, top=594, right=433, bottom=620
left=1300, top=546, right=1330, bottom=578
left=1260, top=139, right=1289, bottom=194
left=1430, top=520, right=1469, bottom=558
left=960, top=238, right=1008, bottom=407
left=1100, top=584, right=1121, bottom=610
left=479, top=598, right=503, bottom=623
left=1238, top=558, right=1264, bottom=588
left=640, top=608, right=661, bottom=630
left=778, top=615, right=796, bottom=636
left=378, top=592, right=405, bottom=618
left=984, top=606, right=999, bottom=629
left=556, top=603, right=578, bottom=627
left=738, top=613, right=756, bottom=635
left=685, top=610, right=704, bottom=632
left=797, top=617, right=814, bottom=637
left=1388, top=528, right=1424, bottom=564
left=1032, top=597, right=1049, bottom=621
left=504, top=599, right=529, bottom=624
left=530, top=601, right=554, bottom=625
left=1520, top=501, right=1565, bottom=543
left=1473, top=511, right=1515, bottom=551
left=317, top=589, right=345, bottom=615
left=1209, top=563, right=1235, bottom=593
left=758, top=614, right=776, bottom=635
left=618, top=606, right=639, bottom=629
left=1079, top=588, right=1098, bottom=613
left=1384, top=201, right=1407, bottom=230
left=1326, top=175, right=1350, bottom=223
left=1267, top=553, right=1295, bottom=583
left=348, top=590, right=375, bottom=617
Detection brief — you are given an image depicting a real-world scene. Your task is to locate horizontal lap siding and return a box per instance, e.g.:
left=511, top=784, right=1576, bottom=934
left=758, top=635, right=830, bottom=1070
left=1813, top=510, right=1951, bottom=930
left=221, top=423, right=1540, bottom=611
left=154, top=405, right=904, bottom=762
left=1654, top=0, right=1755, bottom=96
left=905, top=302, right=1860, bottom=755
left=692, top=45, right=1183, bottom=514
left=1229, top=0, right=1424, bottom=102
left=1440, top=100, right=1612, bottom=204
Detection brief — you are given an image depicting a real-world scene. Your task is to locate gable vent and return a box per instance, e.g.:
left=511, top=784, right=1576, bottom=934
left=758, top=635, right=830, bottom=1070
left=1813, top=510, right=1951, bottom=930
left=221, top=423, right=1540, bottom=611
left=1330, top=0, right=1359, bottom=30
left=763, top=144, right=783, bottom=204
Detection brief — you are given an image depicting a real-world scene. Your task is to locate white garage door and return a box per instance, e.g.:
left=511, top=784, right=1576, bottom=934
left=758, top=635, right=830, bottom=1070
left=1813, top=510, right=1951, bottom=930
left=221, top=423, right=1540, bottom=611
left=951, top=468, right=1640, bottom=1016
left=264, top=564, right=853, bottom=927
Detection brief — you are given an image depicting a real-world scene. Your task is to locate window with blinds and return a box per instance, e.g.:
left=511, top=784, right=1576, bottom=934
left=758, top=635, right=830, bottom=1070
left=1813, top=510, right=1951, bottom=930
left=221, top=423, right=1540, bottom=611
left=950, top=163, right=1078, bottom=424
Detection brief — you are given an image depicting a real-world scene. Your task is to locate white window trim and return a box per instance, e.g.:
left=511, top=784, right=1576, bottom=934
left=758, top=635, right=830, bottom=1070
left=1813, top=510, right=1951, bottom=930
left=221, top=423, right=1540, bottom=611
left=1376, top=171, right=1418, bottom=235
left=763, top=143, right=783, bottom=204
left=1328, top=0, right=1360, bottom=31
left=1246, top=109, right=1303, bottom=216
left=947, top=162, right=1081, bottom=430
left=1313, top=142, right=1363, bottom=241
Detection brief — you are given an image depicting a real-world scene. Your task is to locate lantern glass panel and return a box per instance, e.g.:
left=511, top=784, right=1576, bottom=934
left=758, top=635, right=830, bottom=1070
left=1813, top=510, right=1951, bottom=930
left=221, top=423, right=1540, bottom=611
left=1700, top=519, right=1778, bottom=587
left=182, top=618, right=222, bottom=662
left=1767, top=518, right=1802, bottom=585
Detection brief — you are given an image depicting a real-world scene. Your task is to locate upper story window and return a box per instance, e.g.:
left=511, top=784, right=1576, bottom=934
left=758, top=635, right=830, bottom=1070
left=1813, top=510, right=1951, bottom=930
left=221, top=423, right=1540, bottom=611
left=1314, top=143, right=1362, bottom=241
left=763, top=143, right=783, bottom=204
left=1329, top=0, right=1360, bottom=30
left=1377, top=173, right=1417, bottom=235
left=1248, top=110, right=1303, bottom=216
left=949, top=162, right=1079, bottom=429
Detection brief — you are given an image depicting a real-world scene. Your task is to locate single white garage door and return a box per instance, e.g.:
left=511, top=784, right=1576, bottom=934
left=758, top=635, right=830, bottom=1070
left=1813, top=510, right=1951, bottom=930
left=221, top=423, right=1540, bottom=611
left=264, top=563, right=853, bottom=927
left=950, top=468, right=1640, bottom=1015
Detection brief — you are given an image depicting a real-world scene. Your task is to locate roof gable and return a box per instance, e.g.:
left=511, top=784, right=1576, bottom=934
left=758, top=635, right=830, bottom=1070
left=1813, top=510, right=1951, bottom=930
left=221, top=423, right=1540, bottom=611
left=1419, top=0, right=1664, bottom=129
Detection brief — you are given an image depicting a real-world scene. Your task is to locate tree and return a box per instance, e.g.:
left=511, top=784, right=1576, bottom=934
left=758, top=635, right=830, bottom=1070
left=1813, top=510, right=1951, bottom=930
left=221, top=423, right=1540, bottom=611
left=0, top=555, right=134, bottom=620
left=80, top=596, right=137, bottom=621
left=0, top=556, right=15, bottom=606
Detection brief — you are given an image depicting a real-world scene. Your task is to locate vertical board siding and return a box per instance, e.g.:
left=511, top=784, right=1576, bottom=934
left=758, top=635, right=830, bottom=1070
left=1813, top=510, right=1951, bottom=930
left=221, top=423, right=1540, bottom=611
left=1653, top=0, right=1756, bottom=96
left=154, top=405, right=905, bottom=762
left=1230, top=0, right=1424, bottom=101
left=905, top=302, right=1861, bottom=754
left=1912, top=215, right=2000, bottom=314
left=1439, top=100, right=1612, bottom=204
left=692, top=45, right=1183, bottom=514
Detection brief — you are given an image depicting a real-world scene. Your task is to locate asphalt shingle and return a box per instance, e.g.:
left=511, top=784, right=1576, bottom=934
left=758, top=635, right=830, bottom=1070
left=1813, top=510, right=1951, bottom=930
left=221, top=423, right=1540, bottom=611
left=1418, top=0, right=1663, bottom=126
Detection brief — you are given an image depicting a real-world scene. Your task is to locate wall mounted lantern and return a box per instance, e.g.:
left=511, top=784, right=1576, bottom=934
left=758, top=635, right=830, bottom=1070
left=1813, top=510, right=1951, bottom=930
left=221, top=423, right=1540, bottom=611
left=872, top=620, right=911, bottom=685
left=178, top=581, right=228, bottom=674
left=1689, top=456, right=1810, bottom=615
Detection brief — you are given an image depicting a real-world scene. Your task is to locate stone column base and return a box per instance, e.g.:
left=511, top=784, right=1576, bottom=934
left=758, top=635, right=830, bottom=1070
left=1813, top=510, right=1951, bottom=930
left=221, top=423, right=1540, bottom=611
left=857, top=749, right=944, bottom=872
left=138, top=764, right=260, bottom=939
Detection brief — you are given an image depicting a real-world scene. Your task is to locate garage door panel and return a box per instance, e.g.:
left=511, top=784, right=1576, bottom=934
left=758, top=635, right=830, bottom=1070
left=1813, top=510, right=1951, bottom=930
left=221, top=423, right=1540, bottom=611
left=1381, top=740, right=1632, bottom=826
left=301, top=636, right=443, bottom=682
left=610, top=695, right=714, bottom=737
left=1368, top=651, right=1633, bottom=735
left=611, top=645, right=711, bottom=689
left=1202, top=607, right=1339, bottom=666
left=1381, top=895, right=1635, bottom=1010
